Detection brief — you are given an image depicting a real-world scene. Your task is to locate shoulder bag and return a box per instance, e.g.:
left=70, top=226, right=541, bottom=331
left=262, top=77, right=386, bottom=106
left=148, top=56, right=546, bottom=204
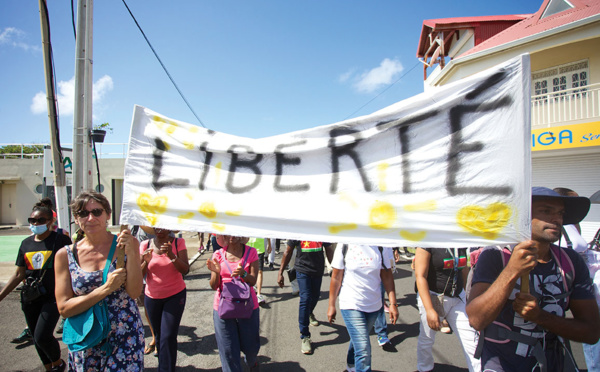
left=218, top=246, right=254, bottom=319
left=62, top=236, right=116, bottom=352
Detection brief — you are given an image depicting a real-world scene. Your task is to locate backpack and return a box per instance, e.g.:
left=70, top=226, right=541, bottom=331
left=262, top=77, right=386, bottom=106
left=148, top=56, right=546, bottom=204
left=472, top=245, right=577, bottom=372
left=217, top=246, right=254, bottom=319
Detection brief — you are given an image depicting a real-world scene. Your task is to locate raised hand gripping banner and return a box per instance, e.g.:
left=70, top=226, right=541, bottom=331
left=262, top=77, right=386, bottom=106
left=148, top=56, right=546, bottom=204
left=120, top=54, right=531, bottom=248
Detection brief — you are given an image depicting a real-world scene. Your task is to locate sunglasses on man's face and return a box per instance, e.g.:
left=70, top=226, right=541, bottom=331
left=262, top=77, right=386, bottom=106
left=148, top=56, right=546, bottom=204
left=76, top=208, right=105, bottom=218
left=28, top=217, right=49, bottom=225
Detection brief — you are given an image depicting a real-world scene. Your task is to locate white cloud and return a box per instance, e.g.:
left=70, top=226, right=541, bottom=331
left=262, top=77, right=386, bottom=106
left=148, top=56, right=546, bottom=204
left=338, top=69, right=354, bottom=83
left=349, top=58, right=404, bottom=94
left=0, top=27, right=41, bottom=52
left=31, top=75, right=114, bottom=116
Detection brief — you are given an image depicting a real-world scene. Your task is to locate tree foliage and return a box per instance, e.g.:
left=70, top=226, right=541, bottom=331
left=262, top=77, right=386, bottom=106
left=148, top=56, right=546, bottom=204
left=0, top=144, right=45, bottom=158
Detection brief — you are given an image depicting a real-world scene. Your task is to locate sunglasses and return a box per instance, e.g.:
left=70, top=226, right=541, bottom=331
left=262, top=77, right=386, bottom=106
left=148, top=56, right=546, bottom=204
left=76, top=208, right=105, bottom=218
left=28, top=217, right=49, bottom=225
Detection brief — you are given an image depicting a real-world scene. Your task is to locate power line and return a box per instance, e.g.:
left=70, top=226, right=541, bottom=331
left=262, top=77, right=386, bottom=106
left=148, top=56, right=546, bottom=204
left=120, top=0, right=206, bottom=128
left=343, top=60, right=421, bottom=121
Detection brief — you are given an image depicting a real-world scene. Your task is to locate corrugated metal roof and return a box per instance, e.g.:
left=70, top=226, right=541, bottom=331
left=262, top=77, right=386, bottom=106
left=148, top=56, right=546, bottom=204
left=417, top=16, right=528, bottom=58
left=460, top=0, right=600, bottom=57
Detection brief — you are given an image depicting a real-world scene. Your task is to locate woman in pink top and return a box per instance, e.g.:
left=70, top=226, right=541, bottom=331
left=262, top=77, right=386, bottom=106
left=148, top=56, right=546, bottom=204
left=140, top=228, right=189, bottom=372
left=206, top=235, right=260, bottom=372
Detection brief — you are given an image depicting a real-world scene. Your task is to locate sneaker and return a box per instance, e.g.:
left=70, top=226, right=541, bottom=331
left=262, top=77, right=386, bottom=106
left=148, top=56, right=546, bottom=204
left=50, top=360, right=66, bottom=372
left=440, top=319, right=452, bottom=334
left=377, top=335, right=390, bottom=346
left=249, top=361, right=260, bottom=372
left=11, top=328, right=32, bottom=344
left=346, top=365, right=356, bottom=372
left=268, top=262, right=275, bottom=271
left=309, top=313, right=319, bottom=327
left=301, top=337, right=313, bottom=354
left=56, top=318, right=65, bottom=334
left=400, top=251, right=415, bottom=260
left=257, top=294, right=266, bottom=304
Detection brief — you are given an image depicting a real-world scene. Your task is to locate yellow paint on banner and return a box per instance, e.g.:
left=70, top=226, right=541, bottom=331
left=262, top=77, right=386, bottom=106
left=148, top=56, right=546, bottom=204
left=212, top=223, right=226, bottom=232
left=215, top=162, right=223, bottom=184
left=404, top=200, right=437, bottom=212
left=199, top=202, right=217, bottom=219
left=137, top=193, right=168, bottom=226
left=400, top=230, right=427, bottom=241
left=377, top=163, right=389, bottom=191
left=368, top=201, right=396, bottom=230
left=183, top=141, right=194, bottom=150
left=338, top=192, right=358, bottom=209
left=456, top=202, right=511, bottom=239
left=178, top=212, right=194, bottom=220
left=226, top=210, right=242, bottom=216
left=329, top=223, right=358, bottom=234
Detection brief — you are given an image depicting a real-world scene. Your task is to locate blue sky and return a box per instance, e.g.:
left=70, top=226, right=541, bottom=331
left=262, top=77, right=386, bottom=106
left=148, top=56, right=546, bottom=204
left=1, top=0, right=540, bottom=146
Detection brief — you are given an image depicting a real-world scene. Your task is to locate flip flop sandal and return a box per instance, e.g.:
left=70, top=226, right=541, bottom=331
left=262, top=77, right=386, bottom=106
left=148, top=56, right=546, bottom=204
left=144, top=343, right=156, bottom=355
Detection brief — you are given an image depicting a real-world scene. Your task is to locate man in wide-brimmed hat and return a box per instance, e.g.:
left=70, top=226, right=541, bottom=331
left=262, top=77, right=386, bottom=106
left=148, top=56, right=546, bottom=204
left=467, top=187, right=600, bottom=372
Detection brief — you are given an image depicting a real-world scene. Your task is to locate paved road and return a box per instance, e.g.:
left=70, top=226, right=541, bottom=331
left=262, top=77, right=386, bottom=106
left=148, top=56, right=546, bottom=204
left=0, top=230, right=589, bottom=371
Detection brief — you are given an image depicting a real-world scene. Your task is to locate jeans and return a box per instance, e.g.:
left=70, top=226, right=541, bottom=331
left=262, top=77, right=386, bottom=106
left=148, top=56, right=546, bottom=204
left=213, top=308, right=260, bottom=372
left=416, top=290, right=480, bottom=372
left=584, top=308, right=600, bottom=372
left=145, top=289, right=187, bottom=372
left=296, top=271, right=322, bottom=338
left=341, top=308, right=380, bottom=372
left=373, top=284, right=387, bottom=339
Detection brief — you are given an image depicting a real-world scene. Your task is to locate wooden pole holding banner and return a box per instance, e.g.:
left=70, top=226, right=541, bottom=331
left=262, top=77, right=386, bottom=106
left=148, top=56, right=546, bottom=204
left=117, top=225, right=127, bottom=269
left=520, top=274, right=529, bottom=293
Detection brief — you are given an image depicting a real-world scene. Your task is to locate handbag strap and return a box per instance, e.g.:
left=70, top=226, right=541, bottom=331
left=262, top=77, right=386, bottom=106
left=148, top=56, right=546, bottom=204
left=221, top=245, right=249, bottom=275
left=102, top=236, right=117, bottom=284
left=35, top=231, right=61, bottom=281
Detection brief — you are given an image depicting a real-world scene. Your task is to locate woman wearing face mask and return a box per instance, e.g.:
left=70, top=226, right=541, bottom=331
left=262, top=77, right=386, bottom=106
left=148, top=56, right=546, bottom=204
left=0, top=201, right=72, bottom=372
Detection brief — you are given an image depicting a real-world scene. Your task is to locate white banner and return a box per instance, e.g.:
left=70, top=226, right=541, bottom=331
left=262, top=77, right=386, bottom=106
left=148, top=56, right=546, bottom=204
left=120, top=55, right=531, bottom=248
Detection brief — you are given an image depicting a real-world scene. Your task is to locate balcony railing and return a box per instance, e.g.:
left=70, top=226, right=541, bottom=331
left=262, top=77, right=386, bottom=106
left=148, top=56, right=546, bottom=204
left=532, top=82, right=600, bottom=128
left=0, top=143, right=128, bottom=159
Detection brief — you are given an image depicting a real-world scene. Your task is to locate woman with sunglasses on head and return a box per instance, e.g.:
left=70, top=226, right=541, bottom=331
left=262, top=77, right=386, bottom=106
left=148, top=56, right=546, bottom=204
left=54, top=191, right=144, bottom=371
left=140, top=227, right=189, bottom=371
left=0, top=201, right=72, bottom=371
left=206, top=234, right=260, bottom=372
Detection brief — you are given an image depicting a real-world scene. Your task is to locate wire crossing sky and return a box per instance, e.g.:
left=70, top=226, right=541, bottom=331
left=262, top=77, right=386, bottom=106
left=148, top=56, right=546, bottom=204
left=0, top=1, right=539, bottom=145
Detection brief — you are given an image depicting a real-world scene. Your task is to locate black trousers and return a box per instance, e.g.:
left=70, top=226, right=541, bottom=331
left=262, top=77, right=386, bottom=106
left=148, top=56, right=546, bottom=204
left=21, top=299, right=61, bottom=365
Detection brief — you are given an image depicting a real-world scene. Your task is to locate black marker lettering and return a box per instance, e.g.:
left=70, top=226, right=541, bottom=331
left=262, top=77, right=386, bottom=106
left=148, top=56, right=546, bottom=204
left=274, top=141, right=309, bottom=192
left=151, top=138, right=189, bottom=191
left=329, top=128, right=371, bottom=194
left=226, top=145, right=263, bottom=194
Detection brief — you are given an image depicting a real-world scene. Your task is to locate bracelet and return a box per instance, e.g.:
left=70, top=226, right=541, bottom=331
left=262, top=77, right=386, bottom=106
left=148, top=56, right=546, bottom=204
left=171, top=257, right=177, bottom=263
left=241, top=270, right=248, bottom=278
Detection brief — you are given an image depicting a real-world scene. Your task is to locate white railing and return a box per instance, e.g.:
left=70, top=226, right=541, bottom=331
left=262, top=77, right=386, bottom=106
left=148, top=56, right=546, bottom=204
left=0, top=144, right=45, bottom=159
left=0, top=143, right=129, bottom=159
left=532, top=83, right=600, bottom=128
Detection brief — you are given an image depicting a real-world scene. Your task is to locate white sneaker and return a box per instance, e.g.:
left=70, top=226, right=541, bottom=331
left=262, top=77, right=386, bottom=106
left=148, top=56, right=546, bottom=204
left=257, top=294, right=266, bottom=304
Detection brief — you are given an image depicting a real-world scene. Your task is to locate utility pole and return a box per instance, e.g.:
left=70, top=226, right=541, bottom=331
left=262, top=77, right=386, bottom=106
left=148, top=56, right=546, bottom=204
left=38, top=0, right=69, bottom=232
left=72, top=0, right=94, bottom=199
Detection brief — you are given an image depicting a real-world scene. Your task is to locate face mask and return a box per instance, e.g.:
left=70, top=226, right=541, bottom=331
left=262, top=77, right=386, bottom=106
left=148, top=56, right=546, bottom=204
left=30, top=224, right=48, bottom=235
